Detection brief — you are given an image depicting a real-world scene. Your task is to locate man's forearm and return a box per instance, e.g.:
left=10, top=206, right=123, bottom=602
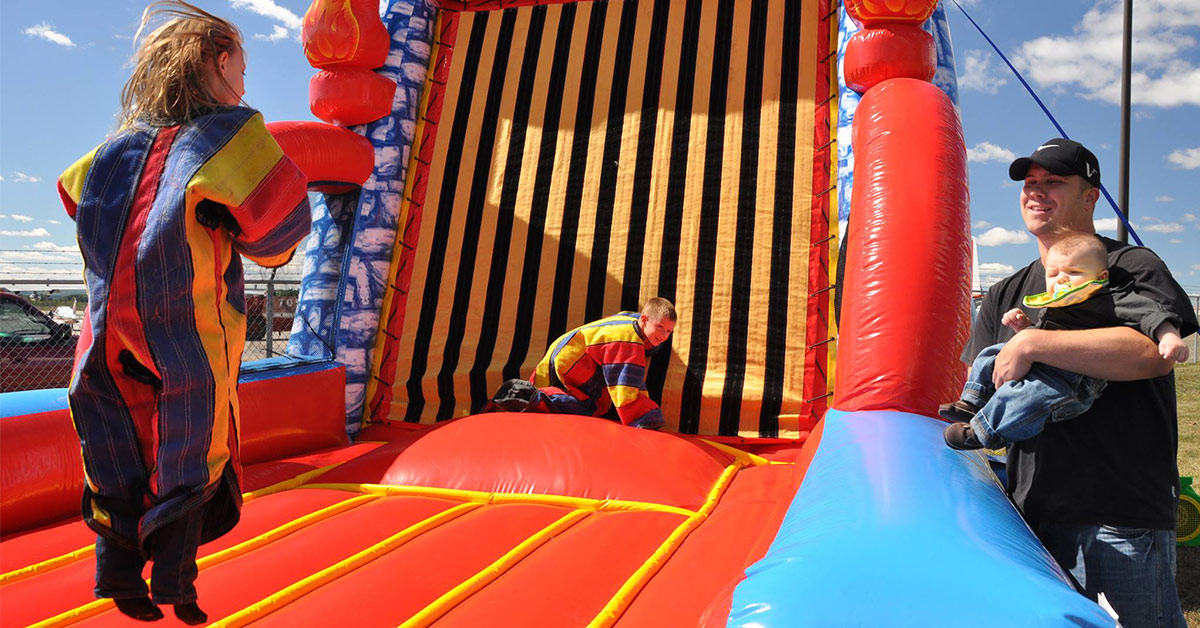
left=1011, top=326, right=1173, bottom=380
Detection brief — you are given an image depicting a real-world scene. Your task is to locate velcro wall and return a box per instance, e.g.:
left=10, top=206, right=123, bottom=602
left=365, top=0, right=835, bottom=437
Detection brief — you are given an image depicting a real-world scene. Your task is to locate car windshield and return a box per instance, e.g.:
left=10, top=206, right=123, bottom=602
left=0, top=301, right=53, bottom=336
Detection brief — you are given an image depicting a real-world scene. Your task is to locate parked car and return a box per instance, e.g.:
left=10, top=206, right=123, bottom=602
left=0, top=289, right=78, bottom=392
left=244, top=293, right=296, bottom=341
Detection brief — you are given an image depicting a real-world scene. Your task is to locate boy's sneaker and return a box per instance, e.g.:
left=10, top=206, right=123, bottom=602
left=943, top=423, right=984, bottom=451
left=938, top=400, right=979, bottom=423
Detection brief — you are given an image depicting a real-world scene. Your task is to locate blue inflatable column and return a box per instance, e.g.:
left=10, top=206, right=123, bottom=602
left=288, top=0, right=437, bottom=438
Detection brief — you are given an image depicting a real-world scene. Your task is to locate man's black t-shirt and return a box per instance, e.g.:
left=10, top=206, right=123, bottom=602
left=965, top=237, right=1198, bottom=529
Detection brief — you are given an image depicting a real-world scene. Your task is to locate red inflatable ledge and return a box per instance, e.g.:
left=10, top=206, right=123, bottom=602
left=0, top=363, right=347, bottom=536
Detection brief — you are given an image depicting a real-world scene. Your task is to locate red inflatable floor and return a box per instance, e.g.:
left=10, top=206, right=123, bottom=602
left=0, top=414, right=807, bottom=627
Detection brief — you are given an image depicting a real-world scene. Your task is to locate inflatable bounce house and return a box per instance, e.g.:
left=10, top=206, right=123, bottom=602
left=1, top=0, right=1121, bottom=625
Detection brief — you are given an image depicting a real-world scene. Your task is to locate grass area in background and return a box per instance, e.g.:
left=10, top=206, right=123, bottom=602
left=1176, top=362, right=1198, bottom=627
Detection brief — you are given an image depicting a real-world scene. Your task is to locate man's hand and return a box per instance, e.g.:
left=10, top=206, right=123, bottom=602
left=992, top=329, right=1036, bottom=388
left=1001, top=308, right=1032, bottom=332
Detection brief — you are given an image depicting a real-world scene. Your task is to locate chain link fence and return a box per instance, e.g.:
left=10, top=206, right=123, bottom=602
left=4, top=276, right=1198, bottom=393
left=1, top=259, right=305, bottom=392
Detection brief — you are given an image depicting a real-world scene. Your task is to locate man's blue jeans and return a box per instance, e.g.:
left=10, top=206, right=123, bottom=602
left=963, top=343, right=1107, bottom=448
left=1032, top=520, right=1186, bottom=628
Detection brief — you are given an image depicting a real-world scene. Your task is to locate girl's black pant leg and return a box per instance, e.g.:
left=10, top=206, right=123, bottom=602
left=148, top=506, right=205, bottom=604
left=94, top=534, right=149, bottom=599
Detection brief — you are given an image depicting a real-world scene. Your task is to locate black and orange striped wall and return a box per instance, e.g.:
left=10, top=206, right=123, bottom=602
left=367, top=0, right=836, bottom=438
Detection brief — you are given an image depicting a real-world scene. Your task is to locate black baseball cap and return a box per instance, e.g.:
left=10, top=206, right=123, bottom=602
left=1009, top=138, right=1101, bottom=187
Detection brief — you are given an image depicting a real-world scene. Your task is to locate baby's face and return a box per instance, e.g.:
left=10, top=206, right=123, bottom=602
left=1044, top=248, right=1106, bottom=292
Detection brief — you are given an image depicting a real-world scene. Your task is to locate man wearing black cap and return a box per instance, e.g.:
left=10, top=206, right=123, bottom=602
left=963, top=138, right=1196, bottom=628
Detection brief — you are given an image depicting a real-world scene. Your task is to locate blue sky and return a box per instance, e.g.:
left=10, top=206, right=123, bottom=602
left=947, top=0, right=1200, bottom=293
left=1, top=0, right=1197, bottom=295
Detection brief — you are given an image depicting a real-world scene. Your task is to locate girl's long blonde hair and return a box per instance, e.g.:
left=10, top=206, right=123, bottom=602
left=119, top=1, right=242, bottom=129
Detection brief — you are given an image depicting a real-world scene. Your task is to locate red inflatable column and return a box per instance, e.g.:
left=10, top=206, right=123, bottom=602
left=259, top=0, right=391, bottom=193
left=844, top=24, right=935, bottom=93
left=832, top=79, right=970, bottom=415
left=832, top=0, right=971, bottom=416
left=304, top=0, right=396, bottom=127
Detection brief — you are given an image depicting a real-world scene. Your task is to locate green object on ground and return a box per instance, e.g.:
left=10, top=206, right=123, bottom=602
left=1181, top=476, right=1200, bottom=547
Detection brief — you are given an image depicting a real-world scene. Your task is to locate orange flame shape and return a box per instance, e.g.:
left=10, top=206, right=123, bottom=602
left=303, top=0, right=361, bottom=67
left=844, top=0, right=938, bottom=24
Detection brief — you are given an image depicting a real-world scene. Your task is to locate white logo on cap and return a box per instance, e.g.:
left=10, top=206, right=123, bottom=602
left=1038, top=144, right=1060, bottom=151
left=1086, top=163, right=1096, bottom=178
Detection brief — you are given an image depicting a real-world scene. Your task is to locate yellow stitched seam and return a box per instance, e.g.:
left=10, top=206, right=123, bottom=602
left=586, top=464, right=739, bottom=627
left=300, top=482, right=699, bottom=517
left=399, top=509, right=593, bottom=628
left=210, top=502, right=483, bottom=628
left=2, top=460, right=347, bottom=589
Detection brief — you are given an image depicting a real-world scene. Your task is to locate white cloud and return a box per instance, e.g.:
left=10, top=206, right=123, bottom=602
left=1144, top=222, right=1185, bottom=233
left=1093, top=217, right=1135, bottom=234
left=976, top=227, right=1031, bottom=246
left=0, top=228, right=52, bottom=237
left=973, top=220, right=992, bottom=229
left=48, top=219, right=63, bottom=225
left=24, top=23, right=76, bottom=48
left=0, top=175, right=5, bottom=181
left=958, top=50, right=1008, bottom=94
left=967, top=142, right=1017, bottom=164
left=0, top=250, right=77, bottom=262
left=10, top=214, right=33, bottom=223
left=0, top=262, right=81, bottom=280
left=32, top=242, right=78, bottom=253
left=230, top=0, right=303, bottom=39
left=1013, top=0, right=1200, bottom=108
left=1183, top=213, right=1197, bottom=222
left=1166, top=147, right=1200, bottom=169
left=254, top=25, right=292, bottom=42
left=978, top=262, right=1017, bottom=287
left=1155, top=195, right=1174, bottom=202
left=1170, top=239, right=1184, bottom=244
left=10, top=172, right=41, bottom=183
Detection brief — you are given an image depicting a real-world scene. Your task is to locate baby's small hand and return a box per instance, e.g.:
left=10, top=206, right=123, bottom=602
left=1001, top=308, right=1031, bottom=332
left=1159, top=336, right=1190, bottom=363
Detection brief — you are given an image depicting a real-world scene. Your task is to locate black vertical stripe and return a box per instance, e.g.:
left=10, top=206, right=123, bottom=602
left=466, top=6, right=549, bottom=413
left=719, top=0, right=769, bottom=434
left=403, top=12, right=490, bottom=422
left=758, top=0, right=803, bottom=437
left=502, top=3, right=579, bottom=378
left=677, top=0, right=737, bottom=433
left=545, top=0, right=610, bottom=342
left=619, top=0, right=672, bottom=311
left=585, top=0, right=637, bottom=322
left=435, top=9, right=519, bottom=421
left=645, top=0, right=704, bottom=403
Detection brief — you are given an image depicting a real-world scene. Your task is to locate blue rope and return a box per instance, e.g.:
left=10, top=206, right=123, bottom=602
left=949, top=0, right=1144, bottom=246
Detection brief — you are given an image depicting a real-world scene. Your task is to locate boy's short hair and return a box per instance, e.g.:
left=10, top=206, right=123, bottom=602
left=641, top=297, right=677, bottom=322
left=1051, top=232, right=1109, bottom=270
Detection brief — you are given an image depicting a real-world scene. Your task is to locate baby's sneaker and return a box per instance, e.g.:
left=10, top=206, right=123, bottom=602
left=938, top=400, right=979, bottom=423
left=943, top=423, right=984, bottom=451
